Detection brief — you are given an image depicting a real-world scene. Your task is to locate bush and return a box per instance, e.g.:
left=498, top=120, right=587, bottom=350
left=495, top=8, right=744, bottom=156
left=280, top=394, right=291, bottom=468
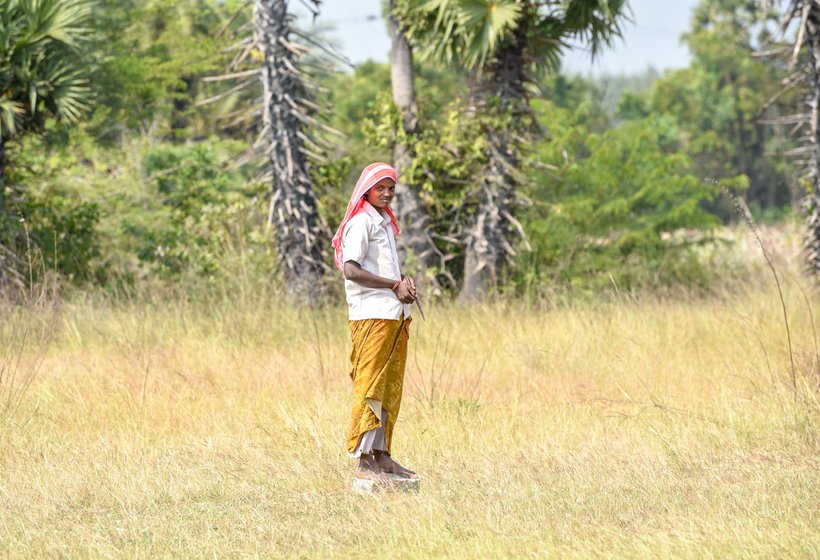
left=1, top=133, right=101, bottom=283
left=129, top=142, right=271, bottom=278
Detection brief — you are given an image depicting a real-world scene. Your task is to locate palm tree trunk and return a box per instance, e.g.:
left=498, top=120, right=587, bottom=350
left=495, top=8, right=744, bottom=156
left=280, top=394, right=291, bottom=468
left=804, top=4, right=820, bottom=276
left=459, top=152, right=516, bottom=301
left=387, top=0, right=437, bottom=279
left=458, top=26, right=529, bottom=302
left=253, top=0, right=328, bottom=304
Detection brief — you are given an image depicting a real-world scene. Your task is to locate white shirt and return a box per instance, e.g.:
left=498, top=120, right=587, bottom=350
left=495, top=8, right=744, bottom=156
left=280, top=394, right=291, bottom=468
left=342, top=202, right=412, bottom=321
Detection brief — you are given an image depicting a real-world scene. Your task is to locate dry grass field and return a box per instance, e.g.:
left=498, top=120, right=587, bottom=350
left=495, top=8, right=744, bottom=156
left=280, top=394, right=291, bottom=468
left=0, top=232, right=818, bottom=558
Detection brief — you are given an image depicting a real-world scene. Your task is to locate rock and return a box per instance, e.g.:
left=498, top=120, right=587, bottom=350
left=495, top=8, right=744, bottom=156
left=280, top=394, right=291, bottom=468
left=352, top=474, right=420, bottom=495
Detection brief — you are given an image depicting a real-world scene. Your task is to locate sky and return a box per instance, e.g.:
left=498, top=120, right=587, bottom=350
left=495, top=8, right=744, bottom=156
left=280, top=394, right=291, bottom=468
left=302, top=0, right=702, bottom=76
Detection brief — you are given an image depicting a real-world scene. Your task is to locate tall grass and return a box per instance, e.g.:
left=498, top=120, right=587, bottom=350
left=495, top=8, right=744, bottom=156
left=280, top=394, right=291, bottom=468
left=0, top=229, right=818, bottom=558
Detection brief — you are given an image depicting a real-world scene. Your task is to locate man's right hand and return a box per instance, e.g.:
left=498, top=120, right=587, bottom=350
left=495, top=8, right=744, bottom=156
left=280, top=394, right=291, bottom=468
left=393, top=279, right=416, bottom=304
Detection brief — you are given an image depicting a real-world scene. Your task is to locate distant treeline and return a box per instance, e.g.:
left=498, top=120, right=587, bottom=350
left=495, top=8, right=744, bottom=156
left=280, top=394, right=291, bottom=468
left=0, top=0, right=805, bottom=299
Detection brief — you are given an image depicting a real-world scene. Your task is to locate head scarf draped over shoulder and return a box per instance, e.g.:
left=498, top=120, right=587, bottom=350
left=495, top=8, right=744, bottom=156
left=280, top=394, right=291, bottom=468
left=331, top=162, right=400, bottom=273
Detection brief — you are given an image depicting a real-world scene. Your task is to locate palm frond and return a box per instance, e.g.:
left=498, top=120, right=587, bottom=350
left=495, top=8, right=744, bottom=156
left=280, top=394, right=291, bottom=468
left=411, top=0, right=522, bottom=67
left=41, top=61, right=93, bottom=122
left=398, top=0, right=628, bottom=72
left=42, top=0, right=94, bottom=49
left=415, top=0, right=464, bottom=64
left=460, top=0, right=522, bottom=67
left=0, top=0, right=94, bottom=135
left=561, top=0, right=632, bottom=60
left=0, top=97, right=23, bottom=137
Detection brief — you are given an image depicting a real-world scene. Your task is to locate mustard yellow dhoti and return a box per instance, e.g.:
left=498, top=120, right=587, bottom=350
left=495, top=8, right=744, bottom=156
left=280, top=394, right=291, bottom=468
left=346, top=315, right=411, bottom=454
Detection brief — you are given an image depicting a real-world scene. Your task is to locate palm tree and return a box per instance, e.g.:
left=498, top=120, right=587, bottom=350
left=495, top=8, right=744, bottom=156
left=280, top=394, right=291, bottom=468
left=0, top=0, right=93, bottom=201
left=252, top=0, right=329, bottom=304
left=765, top=0, right=820, bottom=277
left=0, top=0, right=94, bottom=285
left=385, top=0, right=440, bottom=281
left=398, top=0, right=629, bottom=300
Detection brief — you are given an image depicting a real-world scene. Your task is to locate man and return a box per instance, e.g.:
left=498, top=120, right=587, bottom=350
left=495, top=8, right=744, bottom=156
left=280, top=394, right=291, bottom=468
left=331, top=162, right=420, bottom=482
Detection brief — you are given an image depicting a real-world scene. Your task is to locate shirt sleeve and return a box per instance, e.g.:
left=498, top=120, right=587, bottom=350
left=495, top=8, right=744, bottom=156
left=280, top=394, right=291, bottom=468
left=342, top=218, right=369, bottom=266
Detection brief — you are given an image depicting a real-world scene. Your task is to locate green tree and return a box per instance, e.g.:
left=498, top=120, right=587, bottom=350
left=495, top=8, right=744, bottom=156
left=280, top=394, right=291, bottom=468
left=542, top=72, right=613, bottom=131
left=526, top=100, right=722, bottom=293
left=88, top=0, right=232, bottom=141
left=626, top=0, right=792, bottom=212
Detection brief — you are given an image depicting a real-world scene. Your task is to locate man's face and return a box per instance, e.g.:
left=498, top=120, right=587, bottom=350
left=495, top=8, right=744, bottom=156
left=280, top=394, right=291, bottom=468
left=365, top=178, right=396, bottom=209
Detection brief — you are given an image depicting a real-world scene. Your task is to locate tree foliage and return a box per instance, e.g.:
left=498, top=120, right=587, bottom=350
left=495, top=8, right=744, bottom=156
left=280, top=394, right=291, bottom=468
left=87, top=0, right=233, bottom=140
left=619, top=0, right=795, bottom=213
left=525, top=101, right=723, bottom=292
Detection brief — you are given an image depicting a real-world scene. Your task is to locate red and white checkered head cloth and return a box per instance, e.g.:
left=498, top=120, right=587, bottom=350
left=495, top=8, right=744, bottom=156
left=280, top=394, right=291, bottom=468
left=331, top=162, right=400, bottom=273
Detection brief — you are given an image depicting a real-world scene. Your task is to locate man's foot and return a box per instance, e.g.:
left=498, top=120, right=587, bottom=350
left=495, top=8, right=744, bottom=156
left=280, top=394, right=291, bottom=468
left=374, top=450, right=419, bottom=479
left=356, top=453, right=391, bottom=483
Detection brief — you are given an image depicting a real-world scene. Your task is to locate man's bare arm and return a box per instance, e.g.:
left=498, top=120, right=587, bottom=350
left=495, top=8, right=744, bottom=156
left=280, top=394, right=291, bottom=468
left=344, top=261, right=415, bottom=303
